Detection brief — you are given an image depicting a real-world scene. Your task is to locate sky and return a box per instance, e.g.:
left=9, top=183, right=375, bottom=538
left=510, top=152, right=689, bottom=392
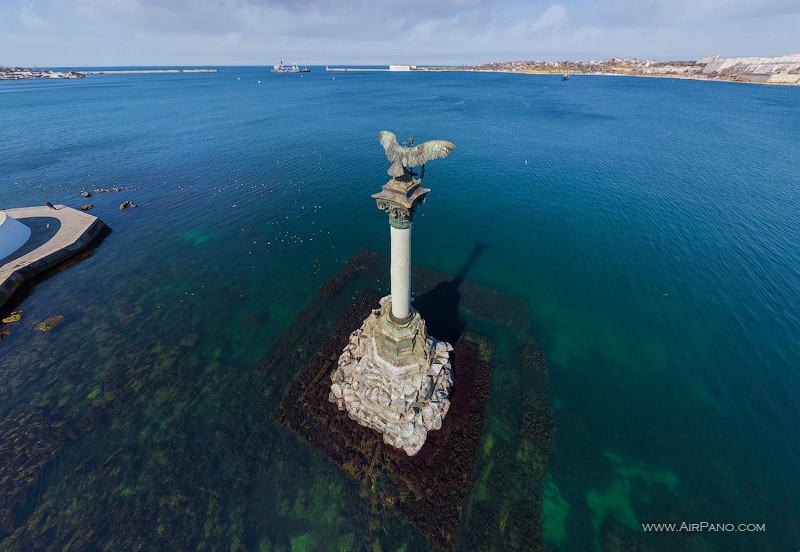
left=1, top=0, right=799, bottom=66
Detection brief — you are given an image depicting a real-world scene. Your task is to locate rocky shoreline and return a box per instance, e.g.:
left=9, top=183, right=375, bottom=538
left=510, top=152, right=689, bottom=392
left=417, top=54, right=800, bottom=86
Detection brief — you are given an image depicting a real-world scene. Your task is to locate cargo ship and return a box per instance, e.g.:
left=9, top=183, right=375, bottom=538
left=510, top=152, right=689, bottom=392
left=271, top=61, right=310, bottom=74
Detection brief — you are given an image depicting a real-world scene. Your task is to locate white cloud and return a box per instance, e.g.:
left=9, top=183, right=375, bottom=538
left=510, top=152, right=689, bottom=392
left=16, top=2, right=49, bottom=29
left=532, top=4, right=567, bottom=32
left=0, top=0, right=799, bottom=65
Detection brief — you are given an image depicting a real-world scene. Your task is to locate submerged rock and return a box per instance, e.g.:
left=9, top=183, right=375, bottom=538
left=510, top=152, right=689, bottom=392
left=34, top=315, right=65, bottom=331
left=2, top=311, right=22, bottom=324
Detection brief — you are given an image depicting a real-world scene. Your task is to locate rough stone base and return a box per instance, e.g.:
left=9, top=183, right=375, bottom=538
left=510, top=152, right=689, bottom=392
left=268, top=249, right=552, bottom=551
left=329, top=296, right=453, bottom=456
left=270, top=290, right=495, bottom=551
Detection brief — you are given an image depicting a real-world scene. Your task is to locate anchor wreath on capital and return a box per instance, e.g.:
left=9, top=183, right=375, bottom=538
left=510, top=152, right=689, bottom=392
left=376, top=200, right=419, bottom=229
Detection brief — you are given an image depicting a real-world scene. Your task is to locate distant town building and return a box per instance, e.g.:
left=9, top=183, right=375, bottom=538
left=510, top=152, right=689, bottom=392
left=389, top=65, right=416, bottom=72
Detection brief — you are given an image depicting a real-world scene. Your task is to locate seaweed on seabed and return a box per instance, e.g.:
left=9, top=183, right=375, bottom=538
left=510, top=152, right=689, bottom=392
left=503, top=344, right=553, bottom=551
left=317, top=248, right=378, bottom=299
left=271, top=290, right=494, bottom=551
left=454, top=338, right=553, bottom=552
left=0, top=405, right=112, bottom=542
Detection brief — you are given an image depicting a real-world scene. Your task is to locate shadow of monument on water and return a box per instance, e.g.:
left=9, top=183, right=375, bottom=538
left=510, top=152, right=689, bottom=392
left=412, top=241, right=487, bottom=345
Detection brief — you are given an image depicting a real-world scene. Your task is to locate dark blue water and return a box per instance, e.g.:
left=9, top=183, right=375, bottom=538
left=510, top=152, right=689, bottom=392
left=1, top=67, right=799, bottom=550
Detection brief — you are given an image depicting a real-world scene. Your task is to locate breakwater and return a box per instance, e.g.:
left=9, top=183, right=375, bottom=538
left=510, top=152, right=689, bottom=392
left=325, top=67, right=388, bottom=72
left=81, top=69, right=217, bottom=75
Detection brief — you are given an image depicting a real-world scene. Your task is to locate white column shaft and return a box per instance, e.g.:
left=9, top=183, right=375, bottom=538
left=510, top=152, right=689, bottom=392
left=390, top=225, right=411, bottom=320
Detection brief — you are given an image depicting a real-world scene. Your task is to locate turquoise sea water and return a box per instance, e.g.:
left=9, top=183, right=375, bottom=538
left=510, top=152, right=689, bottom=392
left=1, top=68, right=799, bottom=550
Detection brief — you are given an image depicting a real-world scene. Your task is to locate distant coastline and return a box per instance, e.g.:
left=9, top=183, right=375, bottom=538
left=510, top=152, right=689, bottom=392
left=5, top=56, right=799, bottom=86
left=415, top=54, right=800, bottom=86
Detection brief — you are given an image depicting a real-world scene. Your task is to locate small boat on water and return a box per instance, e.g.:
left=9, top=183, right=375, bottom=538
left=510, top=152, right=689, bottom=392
left=272, top=61, right=310, bottom=74
left=561, top=73, right=570, bottom=81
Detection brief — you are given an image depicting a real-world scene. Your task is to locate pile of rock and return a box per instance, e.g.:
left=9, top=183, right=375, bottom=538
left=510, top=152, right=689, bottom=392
left=329, top=296, right=453, bottom=455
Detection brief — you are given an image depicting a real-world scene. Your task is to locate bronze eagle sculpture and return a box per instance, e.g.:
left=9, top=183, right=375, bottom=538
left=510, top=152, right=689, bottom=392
left=379, top=131, right=455, bottom=180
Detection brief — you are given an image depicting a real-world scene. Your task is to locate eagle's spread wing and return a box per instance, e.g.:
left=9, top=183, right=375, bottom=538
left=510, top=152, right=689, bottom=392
left=379, top=131, right=455, bottom=177
left=403, top=140, right=456, bottom=167
left=379, top=131, right=400, bottom=162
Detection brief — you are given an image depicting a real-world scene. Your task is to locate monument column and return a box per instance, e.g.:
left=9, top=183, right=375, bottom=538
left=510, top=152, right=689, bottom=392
left=389, top=219, right=411, bottom=322
left=329, top=131, right=455, bottom=456
left=373, top=177, right=428, bottom=325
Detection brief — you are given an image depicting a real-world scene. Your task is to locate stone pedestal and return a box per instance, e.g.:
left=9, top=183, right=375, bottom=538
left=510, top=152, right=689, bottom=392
left=329, top=175, right=453, bottom=456
left=329, top=296, right=453, bottom=455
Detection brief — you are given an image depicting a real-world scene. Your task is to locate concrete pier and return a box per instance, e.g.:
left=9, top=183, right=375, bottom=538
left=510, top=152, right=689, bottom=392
left=0, top=205, right=108, bottom=310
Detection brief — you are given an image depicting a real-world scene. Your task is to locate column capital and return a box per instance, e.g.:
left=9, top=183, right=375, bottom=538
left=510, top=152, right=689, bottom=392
left=372, top=177, right=430, bottom=229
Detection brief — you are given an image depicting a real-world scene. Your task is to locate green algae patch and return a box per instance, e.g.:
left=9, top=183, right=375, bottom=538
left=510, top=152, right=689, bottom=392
left=587, top=478, right=640, bottom=531
left=463, top=330, right=494, bottom=363
left=289, top=532, right=313, bottom=551
left=337, top=533, right=355, bottom=552
left=182, top=228, right=218, bottom=245
left=587, top=451, right=680, bottom=532
left=498, top=503, right=510, bottom=534
left=605, top=451, right=679, bottom=494
left=688, top=380, right=726, bottom=413
left=474, top=459, right=495, bottom=501
left=86, top=387, right=102, bottom=400
left=483, top=433, right=494, bottom=456
left=542, top=476, right=570, bottom=546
